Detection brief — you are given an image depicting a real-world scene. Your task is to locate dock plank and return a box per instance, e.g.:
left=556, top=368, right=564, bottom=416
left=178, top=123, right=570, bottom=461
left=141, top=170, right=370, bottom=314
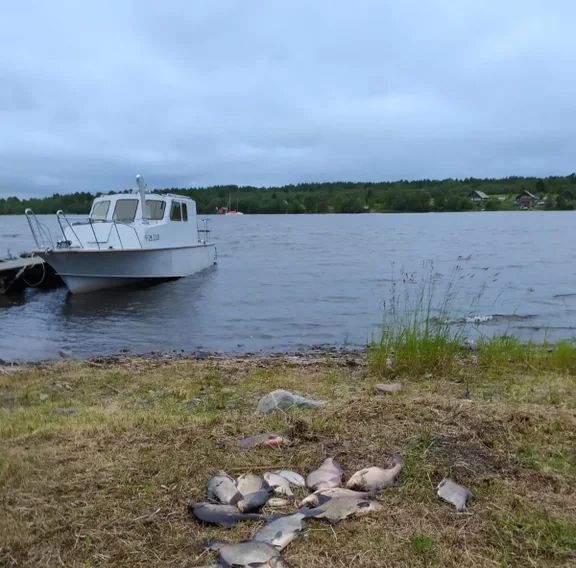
left=0, top=256, right=44, bottom=272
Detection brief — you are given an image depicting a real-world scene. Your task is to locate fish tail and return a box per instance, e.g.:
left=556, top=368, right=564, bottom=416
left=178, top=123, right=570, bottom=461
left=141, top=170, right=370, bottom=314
left=229, top=491, right=243, bottom=506
left=392, top=453, right=405, bottom=467
left=202, top=538, right=218, bottom=550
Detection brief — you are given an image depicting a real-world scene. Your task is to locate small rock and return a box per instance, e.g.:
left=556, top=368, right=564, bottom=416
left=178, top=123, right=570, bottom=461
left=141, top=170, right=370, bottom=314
left=185, top=398, right=202, bottom=409
left=375, top=383, right=403, bottom=395
left=53, top=407, right=77, bottom=416
left=256, top=389, right=326, bottom=414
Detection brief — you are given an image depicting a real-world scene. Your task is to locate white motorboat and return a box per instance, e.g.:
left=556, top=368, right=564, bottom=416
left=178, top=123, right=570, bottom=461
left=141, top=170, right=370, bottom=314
left=26, top=175, right=217, bottom=294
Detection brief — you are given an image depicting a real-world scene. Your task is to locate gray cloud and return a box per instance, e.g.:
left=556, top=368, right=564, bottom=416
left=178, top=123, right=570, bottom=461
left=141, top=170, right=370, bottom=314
left=1, top=0, right=576, bottom=197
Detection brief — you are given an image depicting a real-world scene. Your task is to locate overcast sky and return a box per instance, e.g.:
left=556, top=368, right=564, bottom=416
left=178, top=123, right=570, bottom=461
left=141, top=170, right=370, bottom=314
left=1, top=1, right=575, bottom=197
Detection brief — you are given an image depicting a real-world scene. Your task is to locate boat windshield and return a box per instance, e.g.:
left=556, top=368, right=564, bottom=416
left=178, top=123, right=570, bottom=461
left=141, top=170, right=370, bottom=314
left=144, top=200, right=166, bottom=221
left=113, top=199, right=139, bottom=222
left=90, top=200, right=110, bottom=221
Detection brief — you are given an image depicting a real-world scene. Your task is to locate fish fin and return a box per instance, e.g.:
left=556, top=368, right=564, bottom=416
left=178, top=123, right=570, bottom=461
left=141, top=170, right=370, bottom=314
left=229, top=491, right=242, bottom=506
left=219, top=522, right=235, bottom=529
left=314, top=494, right=332, bottom=506
left=298, top=506, right=319, bottom=518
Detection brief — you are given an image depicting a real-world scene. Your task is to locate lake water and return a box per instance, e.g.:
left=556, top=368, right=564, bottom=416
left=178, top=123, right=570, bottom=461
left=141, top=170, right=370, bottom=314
left=1, top=212, right=576, bottom=362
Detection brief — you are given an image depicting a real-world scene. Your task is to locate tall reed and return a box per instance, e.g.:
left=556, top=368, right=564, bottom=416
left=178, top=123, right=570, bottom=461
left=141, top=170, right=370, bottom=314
left=368, top=263, right=463, bottom=376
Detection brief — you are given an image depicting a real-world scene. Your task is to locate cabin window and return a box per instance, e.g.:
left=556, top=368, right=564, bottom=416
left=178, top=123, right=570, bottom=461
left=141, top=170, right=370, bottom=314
left=182, top=203, right=188, bottom=221
left=145, top=200, right=166, bottom=221
left=170, top=201, right=182, bottom=221
left=90, top=200, right=110, bottom=221
left=113, top=199, right=138, bottom=222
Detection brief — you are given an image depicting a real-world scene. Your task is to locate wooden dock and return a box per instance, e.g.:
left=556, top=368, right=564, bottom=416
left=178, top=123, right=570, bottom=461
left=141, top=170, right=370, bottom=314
left=0, top=256, right=61, bottom=294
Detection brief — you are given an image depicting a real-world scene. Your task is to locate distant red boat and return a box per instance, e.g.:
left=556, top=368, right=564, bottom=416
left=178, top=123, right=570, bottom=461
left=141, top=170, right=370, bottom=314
left=217, top=194, right=244, bottom=215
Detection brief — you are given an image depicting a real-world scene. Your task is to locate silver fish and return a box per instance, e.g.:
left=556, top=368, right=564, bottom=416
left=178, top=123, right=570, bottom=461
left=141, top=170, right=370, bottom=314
left=346, top=454, right=404, bottom=493
left=207, top=470, right=241, bottom=505
left=253, top=512, right=308, bottom=550
left=375, top=382, right=403, bottom=395
left=266, top=497, right=291, bottom=508
left=272, top=470, right=306, bottom=487
left=437, top=478, right=473, bottom=512
left=189, top=502, right=262, bottom=528
left=237, top=473, right=270, bottom=495
left=235, top=433, right=289, bottom=450
left=236, top=489, right=271, bottom=513
left=302, top=496, right=382, bottom=524
left=263, top=472, right=293, bottom=496
left=299, top=487, right=372, bottom=508
left=207, top=540, right=290, bottom=567
left=306, top=458, right=343, bottom=491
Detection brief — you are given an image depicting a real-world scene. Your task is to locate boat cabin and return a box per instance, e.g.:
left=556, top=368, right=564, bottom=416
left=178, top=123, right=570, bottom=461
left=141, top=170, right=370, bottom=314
left=53, top=191, right=207, bottom=251
left=89, top=194, right=197, bottom=225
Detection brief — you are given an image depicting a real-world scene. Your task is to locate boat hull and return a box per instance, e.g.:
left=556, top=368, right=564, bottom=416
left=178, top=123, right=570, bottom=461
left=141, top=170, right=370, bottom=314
left=39, top=244, right=217, bottom=294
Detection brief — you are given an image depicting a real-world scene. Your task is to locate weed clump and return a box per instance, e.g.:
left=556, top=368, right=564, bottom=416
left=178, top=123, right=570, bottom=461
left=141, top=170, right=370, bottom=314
left=478, top=336, right=576, bottom=374
left=368, top=265, right=462, bottom=377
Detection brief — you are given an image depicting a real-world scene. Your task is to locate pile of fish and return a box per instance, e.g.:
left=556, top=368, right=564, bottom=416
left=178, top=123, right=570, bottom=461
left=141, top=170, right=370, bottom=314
left=189, top=453, right=473, bottom=567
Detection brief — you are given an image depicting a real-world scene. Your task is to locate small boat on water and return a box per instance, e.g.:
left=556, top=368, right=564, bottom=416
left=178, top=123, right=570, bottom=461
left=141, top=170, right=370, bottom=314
left=26, top=175, right=217, bottom=294
left=217, top=192, right=244, bottom=215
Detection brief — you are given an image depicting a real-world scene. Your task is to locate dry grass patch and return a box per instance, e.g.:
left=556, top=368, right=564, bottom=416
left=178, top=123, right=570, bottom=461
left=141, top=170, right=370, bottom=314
left=0, top=354, right=575, bottom=567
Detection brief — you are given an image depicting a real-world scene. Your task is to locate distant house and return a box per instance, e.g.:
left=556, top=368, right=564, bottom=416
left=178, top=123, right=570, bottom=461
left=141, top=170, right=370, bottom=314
left=468, top=190, right=489, bottom=202
left=515, top=190, right=540, bottom=209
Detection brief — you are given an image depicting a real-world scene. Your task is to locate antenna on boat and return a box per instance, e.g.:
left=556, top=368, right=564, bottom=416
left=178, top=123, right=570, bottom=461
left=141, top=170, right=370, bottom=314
left=136, top=174, right=147, bottom=220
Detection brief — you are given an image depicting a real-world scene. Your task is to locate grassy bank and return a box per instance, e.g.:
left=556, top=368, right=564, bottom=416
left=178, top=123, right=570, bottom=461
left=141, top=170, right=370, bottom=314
left=0, top=349, right=575, bottom=567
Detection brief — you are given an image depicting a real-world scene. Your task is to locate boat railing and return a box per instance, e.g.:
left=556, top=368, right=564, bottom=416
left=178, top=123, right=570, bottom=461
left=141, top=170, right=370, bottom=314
left=25, top=209, right=54, bottom=249
left=56, top=212, right=143, bottom=250
left=198, top=218, right=212, bottom=244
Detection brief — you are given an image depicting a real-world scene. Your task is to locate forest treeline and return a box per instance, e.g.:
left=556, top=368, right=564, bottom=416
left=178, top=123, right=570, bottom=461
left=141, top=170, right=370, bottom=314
left=1, top=175, right=576, bottom=215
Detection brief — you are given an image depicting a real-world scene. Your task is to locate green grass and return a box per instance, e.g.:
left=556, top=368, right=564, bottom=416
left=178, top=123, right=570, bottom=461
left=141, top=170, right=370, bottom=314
left=1, top=354, right=575, bottom=567
left=489, top=508, right=576, bottom=563
left=409, top=533, right=434, bottom=555
left=478, top=336, right=576, bottom=374
left=370, top=311, right=576, bottom=380
left=368, top=321, right=461, bottom=377
left=368, top=267, right=468, bottom=377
